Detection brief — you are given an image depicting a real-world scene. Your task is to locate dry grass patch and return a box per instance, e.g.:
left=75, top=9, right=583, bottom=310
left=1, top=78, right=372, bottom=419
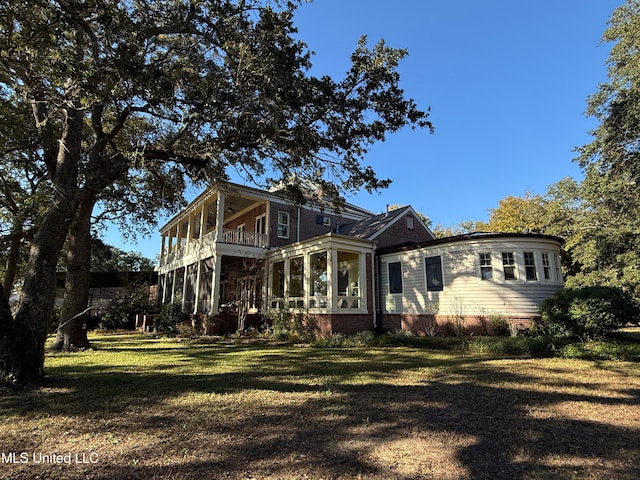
left=0, top=332, right=638, bottom=479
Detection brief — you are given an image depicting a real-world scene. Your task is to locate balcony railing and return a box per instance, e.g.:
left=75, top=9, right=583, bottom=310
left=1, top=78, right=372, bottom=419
left=222, top=229, right=269, bottom=248
left=160, top=229, right=269, bottom=266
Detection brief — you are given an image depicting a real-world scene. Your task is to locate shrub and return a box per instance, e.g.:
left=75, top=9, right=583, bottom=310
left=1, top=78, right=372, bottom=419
left=265, top=310, right=319, bottom=342
left=559, top=340, right=640, bottom=361
left=155, top=301, right=189, bottom=334
left=465, top=336, right=556, bottom=358
left=489, top=314, right=509, bottom=336
left=536, top=287, right=640, bottom=341
left=351, top=330, right=376, bottom=346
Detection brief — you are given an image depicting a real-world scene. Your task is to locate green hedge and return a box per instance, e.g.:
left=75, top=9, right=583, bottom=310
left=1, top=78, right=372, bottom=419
left=536, top=286, right=640, bottom=341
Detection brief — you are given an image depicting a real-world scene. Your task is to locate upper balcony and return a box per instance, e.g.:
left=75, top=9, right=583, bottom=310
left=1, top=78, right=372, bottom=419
left=159, top=188, right=270, bottom=268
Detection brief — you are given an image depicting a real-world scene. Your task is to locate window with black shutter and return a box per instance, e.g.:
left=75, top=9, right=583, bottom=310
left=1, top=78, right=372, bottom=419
left=388, top=261, right=403, bottom=293
left=425, top=256, right=444, bottom=291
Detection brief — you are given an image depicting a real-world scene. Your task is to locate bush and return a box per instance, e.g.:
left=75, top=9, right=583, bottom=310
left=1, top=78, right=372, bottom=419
left=155, top=301, right=189, bottom=334
left=489, top=314, right=509, bottom=336
left=465, top=336, right=557, bottom=358
left=536, top=287, right=640, bottom=341
left=558, top=339, right=640, bottom=361
left=312, top=330, right=378, bottom=348
left=266, top=310, right=319, bottom=342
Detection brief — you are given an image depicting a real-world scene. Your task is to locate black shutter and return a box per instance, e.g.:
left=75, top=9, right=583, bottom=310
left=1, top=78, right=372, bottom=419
left=388, top=262, right=403, bottom=293
left=425, top=256, right=443, bottom=291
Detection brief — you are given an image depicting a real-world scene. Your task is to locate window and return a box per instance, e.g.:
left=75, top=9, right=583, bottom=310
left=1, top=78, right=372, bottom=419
left=255, top=214, right=266, bottom=235
left=338, top=251, right=360, bottom=308
left=315, top=215, right=331, bottom=227
left=425, top=256, right=443, bottom=291
left=388, top=261, right=403, bottom=293
left=277, top=211, right=289, bottom=238
left=524, top=252, right=537, bottom=281
left=310, top=252, right=328, bottom=308
left=271, top=261, right=285, bottom=308
left=502, top=252, right=516, bottom=280
left=289, top=257, right=304, bottom=298
left=479, top=253, right=493, bottom=280
left=407, top=215, right=415, bottom=230
left=541, top=252, right=552, bottom=280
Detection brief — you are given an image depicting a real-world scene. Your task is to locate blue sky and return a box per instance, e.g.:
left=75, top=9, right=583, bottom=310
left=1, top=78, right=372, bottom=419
left=104, top=0, right=622, bottom=261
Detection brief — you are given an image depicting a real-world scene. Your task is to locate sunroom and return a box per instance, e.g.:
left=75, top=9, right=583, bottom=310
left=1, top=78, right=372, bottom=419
left=265, top=233, right=375, bottom=334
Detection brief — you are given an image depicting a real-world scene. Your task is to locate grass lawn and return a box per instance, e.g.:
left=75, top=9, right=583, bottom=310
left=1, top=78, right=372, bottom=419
left=1, top=332, right=639, bottom=480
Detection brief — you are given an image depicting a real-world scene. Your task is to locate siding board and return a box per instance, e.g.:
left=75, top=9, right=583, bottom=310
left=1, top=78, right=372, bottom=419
left=379, top=236, right=563, bottom=319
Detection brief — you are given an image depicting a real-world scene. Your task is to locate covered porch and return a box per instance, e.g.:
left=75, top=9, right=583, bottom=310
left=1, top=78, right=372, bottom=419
left=159, top=251, right=265, bottom=316
left=158, top=186, right=270, bottom=269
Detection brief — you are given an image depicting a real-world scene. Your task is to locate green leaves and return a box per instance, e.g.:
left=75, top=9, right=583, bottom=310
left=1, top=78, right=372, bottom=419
left=569, top=1, right=640, bottom=298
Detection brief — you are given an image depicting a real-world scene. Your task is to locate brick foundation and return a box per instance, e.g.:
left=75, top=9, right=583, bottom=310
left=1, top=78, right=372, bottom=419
left=313, top=313, right=375, bottom=337
left=381, top=314, right=536, bottom=336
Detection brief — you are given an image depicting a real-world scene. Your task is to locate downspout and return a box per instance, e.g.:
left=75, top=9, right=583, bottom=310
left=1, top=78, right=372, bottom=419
left=371, top=242, right=379, bottom=331
left=297, top=207, right=301, bottom=242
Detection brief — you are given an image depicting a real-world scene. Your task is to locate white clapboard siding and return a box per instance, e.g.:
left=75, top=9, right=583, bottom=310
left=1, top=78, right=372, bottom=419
left=380, top=235, right=564, bottom=317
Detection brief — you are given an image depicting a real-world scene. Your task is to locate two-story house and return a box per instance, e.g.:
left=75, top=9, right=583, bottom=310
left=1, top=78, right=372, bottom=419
left=157, top=182, right=564, bottom=335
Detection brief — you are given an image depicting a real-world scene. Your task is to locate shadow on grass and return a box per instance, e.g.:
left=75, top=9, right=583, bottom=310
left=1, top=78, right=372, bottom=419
left=2, top=334, right=639, bottom=479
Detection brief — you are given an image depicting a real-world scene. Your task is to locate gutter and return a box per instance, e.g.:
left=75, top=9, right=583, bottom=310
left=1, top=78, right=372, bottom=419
left=371, top=242, right=379, bottom=331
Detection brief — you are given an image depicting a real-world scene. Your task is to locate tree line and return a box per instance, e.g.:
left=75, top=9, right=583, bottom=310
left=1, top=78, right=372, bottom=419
left=432, top=2, right=640, bottom=300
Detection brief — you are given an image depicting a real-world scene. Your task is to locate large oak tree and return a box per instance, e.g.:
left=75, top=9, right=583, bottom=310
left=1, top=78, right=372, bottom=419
left=574, top=0, right=640, bottom=297
left=0, top=0, right=431, bottom=384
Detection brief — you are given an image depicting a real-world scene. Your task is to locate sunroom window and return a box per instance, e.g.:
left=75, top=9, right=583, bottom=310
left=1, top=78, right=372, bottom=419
left=288, top=256, right=304, bottom=308
left=337, top=251, right=360, bottom=309
left=310, top=251, right=328, bottom=308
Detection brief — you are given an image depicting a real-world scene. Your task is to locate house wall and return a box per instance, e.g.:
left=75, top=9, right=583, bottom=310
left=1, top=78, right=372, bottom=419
left=224, top=203, right=267, bottom=232
left=267, top=201, right=368, bottom=248
left=373, top=210, right=434, bottom=249
left=378, top=236, right=563, bottom=333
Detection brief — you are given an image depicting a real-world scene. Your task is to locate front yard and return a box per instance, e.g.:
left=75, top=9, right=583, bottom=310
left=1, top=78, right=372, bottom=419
left=1, top=332, right=639, bottom=479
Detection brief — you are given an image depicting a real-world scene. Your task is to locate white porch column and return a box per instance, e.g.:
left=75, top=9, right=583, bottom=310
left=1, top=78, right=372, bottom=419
left=216, top=192, right=225, bottom=241
left=327, top=249, right=335, bottom=312
left=194, top=260, right=203, bottom=314
left=209, top=254, right=223, bottom=315
left=167, top=229, right=174, bottom=254
left=169, top=271, right=176, bottom=303
left=160, top=273, right=168, bottom=305
left=176, top=223, right=183, bottom=253
left=181, top=266, right=189, bottom=309
left=160, top=235, right=166, bottom=264
left=199, top=204, right=206, bottom=240
left=186, top=211, right=193, bottom=253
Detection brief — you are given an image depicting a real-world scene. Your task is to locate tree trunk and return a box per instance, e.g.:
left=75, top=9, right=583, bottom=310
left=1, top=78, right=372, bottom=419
left=0, top=107, right=81, bottom=384
left=50, top=195, right=96, bottom=351
left=2, top=220, right=24, bottom=300
left=0, top=282, right=15, bottom=382
left=2, top=199, right=78, bottom=382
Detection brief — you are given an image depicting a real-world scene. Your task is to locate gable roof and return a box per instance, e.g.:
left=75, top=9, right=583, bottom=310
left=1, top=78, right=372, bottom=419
left=341, top=205, right=433, bottom=241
